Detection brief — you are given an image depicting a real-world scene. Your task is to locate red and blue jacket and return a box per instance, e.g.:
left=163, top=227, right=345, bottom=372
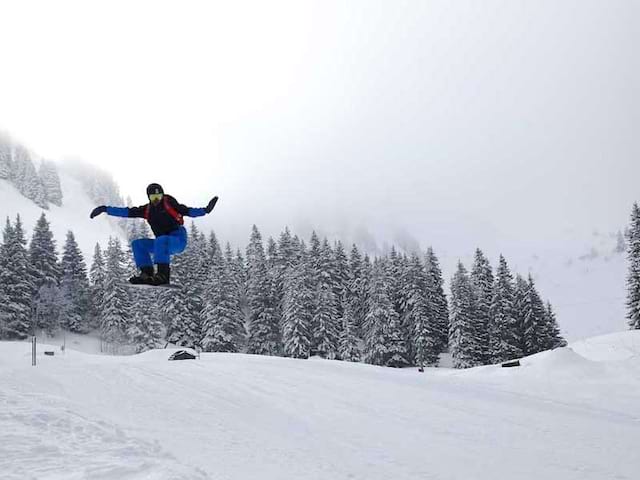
left=106, top=195, right=206, bottom=237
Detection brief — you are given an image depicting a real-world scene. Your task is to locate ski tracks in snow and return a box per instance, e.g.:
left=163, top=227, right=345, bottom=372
left=0, top=387, right=209, bottom=480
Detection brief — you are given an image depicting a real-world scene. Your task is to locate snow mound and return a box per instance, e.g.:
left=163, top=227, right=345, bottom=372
left=570, top=330, right=640, bottom=362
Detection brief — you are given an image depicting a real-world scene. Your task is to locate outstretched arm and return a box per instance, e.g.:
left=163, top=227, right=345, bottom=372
left=90, top=205, right=146, bottom=219
left=168, top=196, right=218, bottom=218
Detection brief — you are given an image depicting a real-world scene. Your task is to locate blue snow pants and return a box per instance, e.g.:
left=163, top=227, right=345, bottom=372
left=131, top=226, right=187, bottom=267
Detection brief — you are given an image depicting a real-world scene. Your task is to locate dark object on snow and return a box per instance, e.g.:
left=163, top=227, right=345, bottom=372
left=501, top=360, right=521, bottom=368
left=44, top=351, right=55, bottom=356
left=168, top=350, right=197, bottom=361
left=127, top=282, right=182, bottom=291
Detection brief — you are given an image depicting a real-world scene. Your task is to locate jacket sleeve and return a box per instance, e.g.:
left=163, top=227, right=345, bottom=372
left=167, top=196, right=206, bottom=218
left=106, top=205, right=147, bottom=218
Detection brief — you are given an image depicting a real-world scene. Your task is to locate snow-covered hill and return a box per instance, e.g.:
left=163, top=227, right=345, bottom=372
left=1, top=331, right=639, bottom=479
left=0, top=168, right=125, bottom=262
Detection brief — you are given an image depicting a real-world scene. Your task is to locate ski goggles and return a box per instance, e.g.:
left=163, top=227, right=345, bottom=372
left=148, top=193, right=163, bottom=202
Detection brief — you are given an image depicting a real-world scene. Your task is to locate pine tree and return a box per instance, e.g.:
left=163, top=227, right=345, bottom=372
left=29, top=213, right=61, bottom=332
left=626, top=203, right=640, bottom=330
left=403, top=253, right=439, bottom=368
left=12, top=145, right=48, bottom=208
left=543, top=302, right=566, bottom=348
left=333, top=241, right=350, bottom=319
left=424, top=247, right=449, bottom=354
left=0, top=133, right=12, bottom=180
left=312, top=239, right=339, bottom=358
left=522, top=275, right=548, bottom=355
left=246, top=226, right=281, bottom=355
left=0, top=216, right=33, bottom=339
left=313, top=282, right=339, bottom=359
left=282, top=251, right=313, bottom=359
left=101, top=237, right=133, bottom=350
left=513, top=274, right=529, bottom=356
left=89, top=243, right=107, bottom=330
left=59, top=231, right=90, bottom=333
left=363, top=260, right=393, bottom=366
left=29, top=213, right=60, bottom=288
left=449, top=262, right=483, bottom=368
left=127, top=284, right=163, bottom=354
left=38, top=160, right=63, bottom=206
left=490, top=255, right=522, bottom=363
left=338, top=296, right=361, bottom=362
left=348, top=244, right=367, bottom=334
left=202, top=247, right=246, bottom=352
left=470, top=249, right=492, bottom=364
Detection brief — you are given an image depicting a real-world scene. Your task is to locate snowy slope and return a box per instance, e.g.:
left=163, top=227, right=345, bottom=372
left=0, top=170, right=125, bottom=262
left=2, top=332, right=639, bottom=480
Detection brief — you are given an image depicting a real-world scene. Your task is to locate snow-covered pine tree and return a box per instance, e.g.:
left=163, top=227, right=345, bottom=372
left=246, top=225, right=281, bottom=355
left=385, top=247, right=405, bottom=318
left=38, top=160, right=63, bottom=206
left=363, top=260, right=393, bottom=366
left=338, top=295, right=361, bottom=362
left=308, top=231, right=322, bottom=283
left=0, top=220, right=10, bottom=338
left=266, top=237, right=278, bottom=270
left=312, top=238, right=339, bottom=358
left=29, top=213, right=60, bottom=289
left=163, top=289, right=196, bottom=348
left=626, top=203, right=640, bottom=330
left=403, top=253, right=439, bottom=368
left=282, top=250, right=314, bottom=359
left=0, top=216, right=33, bottom=339
left=29, top=213, right=61, bottom=332
left=202, top=245, right=246, bottom=352
left=348, top=244, right=366, bottom=334
left=232, top=248, right=248, bottom=299
left=449, top=262, right=483, bottom=368
left=313, top=281, right=339, bottom=359
left=127, top=285, right=163, bottom=354
left=276, top=227, right=297, bottom=287
left=332, top=241, right=349, bottom=320
left=11, top=145, right=48, bottom=208
left=0, top=133, right=12, bottom=180
left=89, top=243, right=107, bottom=330
left=490, top=255, right=522, bottom=363
left=522, top=275, right=548, bottom=356
left=163, top=225, right=206, bottom=349
left=424, top=247, right=449, bottom=354
left=512, top=274, right=529, bottom=356
left=59, top=231, right=90, bottom=333
left=101, top=237, right=133, bottom=350
left=470, top=249, right=493, bottom=365
left=543, top=302, right=566, bottom=348
left=186, top=223, right=209, bottom=306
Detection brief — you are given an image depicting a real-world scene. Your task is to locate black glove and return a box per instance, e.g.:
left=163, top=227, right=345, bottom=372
left=205, top=196, right=218, bottom=214
left=90, top=206, right=107, bottom=219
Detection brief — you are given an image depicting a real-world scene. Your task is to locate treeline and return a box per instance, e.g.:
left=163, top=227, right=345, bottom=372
left=0, top=213, right=566, bottom=367
left=0, top=132, right=63, bottom=209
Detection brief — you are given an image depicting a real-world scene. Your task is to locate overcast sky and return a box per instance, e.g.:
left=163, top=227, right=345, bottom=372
left=1, top=0, right=638, bottom=257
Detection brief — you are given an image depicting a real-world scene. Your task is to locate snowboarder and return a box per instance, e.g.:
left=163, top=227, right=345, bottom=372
left=90, top=183, right=218, bottom=286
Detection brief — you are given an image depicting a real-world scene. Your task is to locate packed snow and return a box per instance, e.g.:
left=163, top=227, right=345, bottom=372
left=1, top=331, right=639, bottom=479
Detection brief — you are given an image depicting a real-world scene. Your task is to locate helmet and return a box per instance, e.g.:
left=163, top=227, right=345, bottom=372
left=146, top=183, right=164, bottom=196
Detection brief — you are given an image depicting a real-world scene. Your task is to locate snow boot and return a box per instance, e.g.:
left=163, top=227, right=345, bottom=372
left=129, top=266, right=154, bottom=285
left=148, top=263, right=170, bottom=286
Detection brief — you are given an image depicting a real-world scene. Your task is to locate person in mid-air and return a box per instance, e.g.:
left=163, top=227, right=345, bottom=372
left=90, top=183, right=218, bottom=286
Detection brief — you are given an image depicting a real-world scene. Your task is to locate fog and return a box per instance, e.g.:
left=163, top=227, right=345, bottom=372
left=1, top=0, right=638, bottom=258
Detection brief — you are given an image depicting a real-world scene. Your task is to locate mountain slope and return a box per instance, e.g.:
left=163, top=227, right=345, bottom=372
left=0, top=169, right=125, bottom=262
left=2, top=331, right=639, bottom=479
